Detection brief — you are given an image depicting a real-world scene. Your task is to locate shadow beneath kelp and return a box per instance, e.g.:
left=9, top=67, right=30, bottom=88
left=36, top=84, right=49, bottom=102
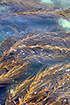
left=0, top=87, right=8, bottom=105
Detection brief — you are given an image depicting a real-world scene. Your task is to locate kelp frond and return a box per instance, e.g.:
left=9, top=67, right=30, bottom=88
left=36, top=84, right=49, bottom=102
left=0, top=61, right=31, bottom=86
left=0, top=28, right=70, bottom=62
left=5, top=63, right=70, bottom=105
left=0, top=0, right=70, bottom=21
left=0, top=28, right=70, bottom=86
left=0, top=1, right=70, bottom=104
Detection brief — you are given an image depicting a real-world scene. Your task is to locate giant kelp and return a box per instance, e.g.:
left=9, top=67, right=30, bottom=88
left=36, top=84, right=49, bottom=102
left=5, top=63, right=70, bottom=105
left=0, top=0, right=70, bottom=105
left=0, top=0, right=70, bottom=34
left=0, top=28, right=70, bottom=63
left=0, top=27, right=70, bottom=104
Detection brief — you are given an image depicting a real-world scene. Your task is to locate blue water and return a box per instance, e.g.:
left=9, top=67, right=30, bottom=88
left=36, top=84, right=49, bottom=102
left=0, top=0, right=70, bottom=40
left=0, top=0, right=70, bottom=104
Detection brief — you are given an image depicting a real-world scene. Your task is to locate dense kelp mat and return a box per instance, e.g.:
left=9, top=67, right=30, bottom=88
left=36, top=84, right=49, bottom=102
left=0, top=0, right=70, bottom=105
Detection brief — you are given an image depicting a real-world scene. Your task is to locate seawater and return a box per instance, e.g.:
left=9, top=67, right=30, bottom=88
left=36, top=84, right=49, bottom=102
left=0, top=0, right=70, bottom=104
left=0, top=0, right=70, bottom=43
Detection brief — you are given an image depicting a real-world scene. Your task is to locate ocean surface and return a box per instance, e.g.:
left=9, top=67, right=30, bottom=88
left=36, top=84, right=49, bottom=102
left=0, top=0, right=70, bottom=105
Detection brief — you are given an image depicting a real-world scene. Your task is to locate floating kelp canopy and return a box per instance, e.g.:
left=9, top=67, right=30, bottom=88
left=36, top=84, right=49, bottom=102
left=0, top=0, right=70, bottom=105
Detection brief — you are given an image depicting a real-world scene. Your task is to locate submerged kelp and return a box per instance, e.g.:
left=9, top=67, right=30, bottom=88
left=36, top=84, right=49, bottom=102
left=0, top=27, right=70, bottom=105
left=0, top=29, right=70, bottom=64
left=0, top=0, right=70, bottom=105
left=0, top=0, right=70, bottom=34
left=5, top=63, right=70, bottom=105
